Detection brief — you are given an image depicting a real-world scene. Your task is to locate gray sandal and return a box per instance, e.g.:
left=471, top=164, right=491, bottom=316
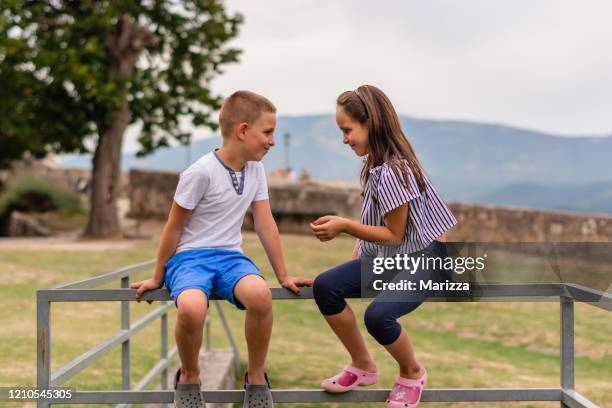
left=243, top=372, right=273, bottom=408
left=174, top=368, right=205, bottom=408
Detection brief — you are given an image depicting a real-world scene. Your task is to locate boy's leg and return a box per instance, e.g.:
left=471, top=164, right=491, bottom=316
left=233, top=274, right=273, bottom=385
left=175, top=288, right=208, bottom=383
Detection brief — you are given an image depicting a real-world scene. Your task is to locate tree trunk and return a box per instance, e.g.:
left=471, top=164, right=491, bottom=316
left=84, top=102, right=129, bottom=237
left=84, top=15, right=157, bottom=237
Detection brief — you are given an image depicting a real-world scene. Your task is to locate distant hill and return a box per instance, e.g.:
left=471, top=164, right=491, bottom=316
left=59, top=114, right=612, bottom=213
left=477, top=181, right=612, bottom=214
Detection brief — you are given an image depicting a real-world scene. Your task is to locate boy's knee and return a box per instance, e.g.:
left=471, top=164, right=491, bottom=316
left=240, top=280, right=272, bottom=312
left=177, top=290, right=207, bottom=324
left=178, top=303, right=206, bottom=325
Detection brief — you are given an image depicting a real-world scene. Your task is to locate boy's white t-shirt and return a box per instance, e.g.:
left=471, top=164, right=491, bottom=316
left=173, top=151, right=269, bottom=253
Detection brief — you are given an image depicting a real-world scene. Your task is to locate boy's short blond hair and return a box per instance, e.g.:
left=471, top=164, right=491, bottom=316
left=219, top=91, right=276, bottom=138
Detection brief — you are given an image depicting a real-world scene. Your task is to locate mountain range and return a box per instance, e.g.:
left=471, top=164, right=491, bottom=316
left=59, top=114, right=612, bottom=214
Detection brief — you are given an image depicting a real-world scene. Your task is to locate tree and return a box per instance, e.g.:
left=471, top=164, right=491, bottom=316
left=0, top=0, right=242, bottom=236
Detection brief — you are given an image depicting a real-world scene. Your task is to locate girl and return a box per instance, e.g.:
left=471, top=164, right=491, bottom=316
left=310, top=85, right=457, bottom=408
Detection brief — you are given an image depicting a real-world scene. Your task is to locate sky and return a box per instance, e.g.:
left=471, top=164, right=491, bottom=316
left=121, top=0, right=612, bottom=152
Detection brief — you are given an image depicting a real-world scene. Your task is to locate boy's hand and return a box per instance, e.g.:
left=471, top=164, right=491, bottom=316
left=310, top=215, right=347, bottom=241
left=130, top=278, right=163, bottom=303
left=280, top=277, right=313, bottom=295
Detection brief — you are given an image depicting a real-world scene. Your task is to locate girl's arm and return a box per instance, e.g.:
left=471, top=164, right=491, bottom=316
left=311, top=204, right=408, bottom=244
left=351, top=239, right=360, bottom=259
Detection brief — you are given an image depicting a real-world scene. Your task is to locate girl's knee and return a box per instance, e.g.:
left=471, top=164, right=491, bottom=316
left=364, top=303, right=401, bottom=345
left=364, top=304, right=389, bottom=334
left=312, top=273, right=334, bottom=300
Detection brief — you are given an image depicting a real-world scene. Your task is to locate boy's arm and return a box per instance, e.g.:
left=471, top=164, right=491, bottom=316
left=131, top=201, right=192, bottom=301
left=251, top=199, right=313, bottom=294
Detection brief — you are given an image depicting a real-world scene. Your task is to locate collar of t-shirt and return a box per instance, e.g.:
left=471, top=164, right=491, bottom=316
left=213, top=150, right=246, bottom=195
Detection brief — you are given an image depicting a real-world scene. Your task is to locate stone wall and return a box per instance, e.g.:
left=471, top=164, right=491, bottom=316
left=129, top=169, right=612, bottom=242
left=128, top=169, right=362, bottom=227
left=128, top=169, right=181, bottom=219
left=447, top=202, right=612, bottom=242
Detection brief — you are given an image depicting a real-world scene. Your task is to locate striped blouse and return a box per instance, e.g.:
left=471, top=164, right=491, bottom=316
left=359, top=160, right=457, bottom=257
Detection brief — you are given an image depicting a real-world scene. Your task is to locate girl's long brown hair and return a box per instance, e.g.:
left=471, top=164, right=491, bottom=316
left=337, top=84, right=426, bottom=195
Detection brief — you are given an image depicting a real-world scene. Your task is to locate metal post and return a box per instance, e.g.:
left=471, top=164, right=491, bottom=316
left=37, top=292, right=51, bottom=408
left=284, top=132, right=290, bottom=171
left=161, top=300, right=169, bottom=408
left=205, top=314, right=211, bottom=352
left=214, top=300, right=241, bottom=373
left=121, top=277, right=130, bottom=391
left=560, top=296, right=574, bottom=407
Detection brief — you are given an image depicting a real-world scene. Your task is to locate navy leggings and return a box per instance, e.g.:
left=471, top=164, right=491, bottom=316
left=313, top=240, right=450, bottom=346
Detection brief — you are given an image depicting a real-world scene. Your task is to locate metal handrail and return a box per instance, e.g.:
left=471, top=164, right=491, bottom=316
left=36, top=261, right=610, bottom=408
left=37, top=260, right=240, bottom=408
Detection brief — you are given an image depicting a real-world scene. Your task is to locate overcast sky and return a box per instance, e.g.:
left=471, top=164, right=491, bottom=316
left=213, top=0, right=612, bottom=135
left=120, top=0, right=612, bottom=152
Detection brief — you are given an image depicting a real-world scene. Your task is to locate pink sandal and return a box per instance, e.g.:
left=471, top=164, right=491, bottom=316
left=386, top=369, right=427, bottom=408
left=321, top=365, right=378, bottom=393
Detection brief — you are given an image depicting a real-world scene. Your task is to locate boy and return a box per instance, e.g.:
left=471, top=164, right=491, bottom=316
left=131, top=91, right=312, bottom=408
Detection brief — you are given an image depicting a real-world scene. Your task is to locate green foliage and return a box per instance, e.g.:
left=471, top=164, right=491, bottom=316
left=0, top=176, right=83, bottom=219
left=0, top=0, right=242, bottom=167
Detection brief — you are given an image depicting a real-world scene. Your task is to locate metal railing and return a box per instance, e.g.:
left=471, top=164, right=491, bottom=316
left=37, top=261, right=611, bottom=407
left=37, top=260, right=240, bottom=408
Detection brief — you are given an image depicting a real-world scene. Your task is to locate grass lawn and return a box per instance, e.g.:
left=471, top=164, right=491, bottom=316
left=0, top=232, right=610, bottom=407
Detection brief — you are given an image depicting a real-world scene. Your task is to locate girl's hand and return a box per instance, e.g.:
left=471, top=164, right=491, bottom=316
left=310, top=215, right=347, bottom=241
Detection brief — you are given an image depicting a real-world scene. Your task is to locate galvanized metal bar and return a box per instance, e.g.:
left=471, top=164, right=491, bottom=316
left=564, top=283, right=612, bottom=312
left=41, top=283, right=569, bottom=303
left=121, top=277, right=130, bottom=392
left=561, top=296, right=575, bottom=403
left=51, top=303, right=171, bottom=387
left=54, top=260, right=155, bottom=289
left=115, top=346, right=177, bottom=408
left=135, top=346, right=178, bottom=391
left=42, top=288, right=171, bottom=302
left=36, top=291, right=51, bottom=408
left=51, top=330, right=128, bottom=387
left=562, top=390, right=600, bottom=408
left=204, top=314, right=211, bottom=352
left=44, top=388, right=562, bottom=404
left=213, top=300, right=240, bottom=373
left=37, top=273, right=612, bottom=407
left=160, top=300, right=169, bottom=408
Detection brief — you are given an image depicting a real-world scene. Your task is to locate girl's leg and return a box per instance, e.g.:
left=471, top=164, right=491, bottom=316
left=323, top=305, right=377, bottom=372
left=364, top=300, right=423, bottom=379
left=365, top=241, right=448, bottom=379
left=175, top=289, right=208, bottom=383
left=384, top=328, right=424, bottom=379
left=313, top=259, right=377, bottom=372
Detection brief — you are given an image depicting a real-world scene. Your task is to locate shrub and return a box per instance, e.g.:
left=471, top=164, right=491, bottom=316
left=0, top=176, right=84, bottom=220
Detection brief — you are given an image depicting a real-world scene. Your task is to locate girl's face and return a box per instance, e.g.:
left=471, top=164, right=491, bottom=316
left=336, top=105, right=369, bottom=157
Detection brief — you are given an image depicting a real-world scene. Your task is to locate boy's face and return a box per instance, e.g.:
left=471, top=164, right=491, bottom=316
left=336, top=105, right=369, bottom=157
left=242, top=111, right=276, bottom=161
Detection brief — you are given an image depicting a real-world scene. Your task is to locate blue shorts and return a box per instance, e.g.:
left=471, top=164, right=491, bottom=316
left=164, top=248, right=263, bottom=310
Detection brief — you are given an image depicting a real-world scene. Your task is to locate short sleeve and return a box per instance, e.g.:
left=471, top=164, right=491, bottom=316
left=173, top=167, right=209, bottom=210
left=376, top=165, right=420, bottom=216
left=253, top=162, right=269, bottom=202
